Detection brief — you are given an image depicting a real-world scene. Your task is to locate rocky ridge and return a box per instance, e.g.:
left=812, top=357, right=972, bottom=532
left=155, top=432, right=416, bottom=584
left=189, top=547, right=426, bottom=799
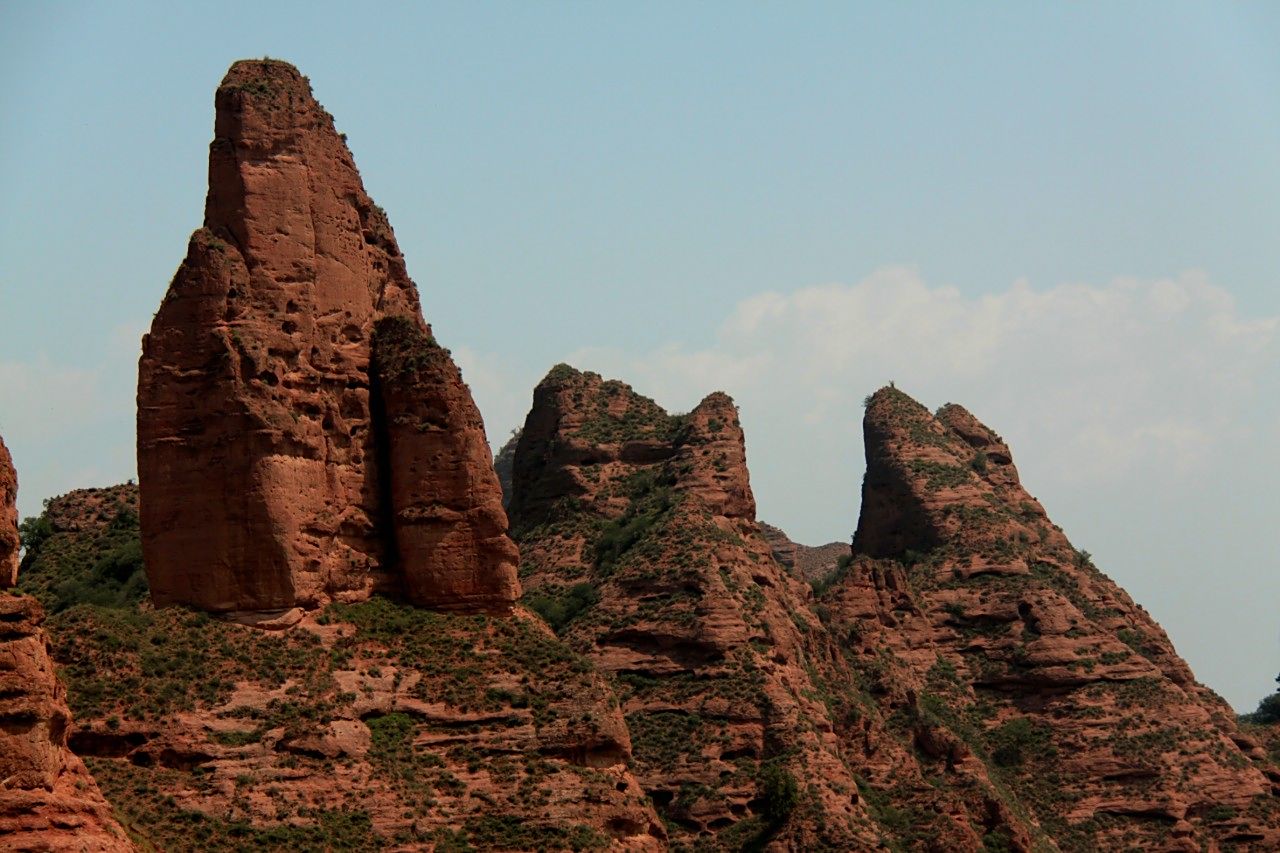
left=12, top=55, right=1280, bottom=853
left=758, top=521, right=849, bottom=585
left=137, top=59, right=516, bottom=615
left=820, top=387, right=1280, bottom=849
left=509, top=366, right=886, bottom=849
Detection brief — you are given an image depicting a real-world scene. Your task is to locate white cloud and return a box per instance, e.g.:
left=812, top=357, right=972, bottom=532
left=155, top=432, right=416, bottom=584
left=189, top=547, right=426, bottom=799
left=537, top=267, right=1276, bottom=490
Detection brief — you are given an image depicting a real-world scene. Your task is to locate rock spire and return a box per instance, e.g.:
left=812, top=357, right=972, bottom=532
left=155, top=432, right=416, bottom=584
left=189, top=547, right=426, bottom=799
left=137, top=59, right=517, bottom=614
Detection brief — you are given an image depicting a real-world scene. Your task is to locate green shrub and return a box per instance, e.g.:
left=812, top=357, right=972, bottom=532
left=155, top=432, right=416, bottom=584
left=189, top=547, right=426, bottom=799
left=907, top=459, right=971, bottom=491
left=18, top=515, right=53, bottom=556
left=19, top=501, right=148, bottom=612
left=593, top=472, right=678, bottom=573
left=524, top=582, right=598, bottom=632
left=757, top=762, right=800, bottom=824
left=987, top=717, right=1054, bottom=768
left=1241, top=674, right=1280, bottom=724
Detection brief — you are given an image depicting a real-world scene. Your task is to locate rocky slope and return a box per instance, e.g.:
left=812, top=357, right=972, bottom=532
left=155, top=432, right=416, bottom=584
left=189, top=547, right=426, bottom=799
left=21, top=485, right=663, bottom=851
left=137, top=59, right=516, bottom=615
left=21, top=395, right=1280, bottom=850
left=0, top=596, right=135, bottom=851
left=1, top=435, right=17, bottom=587
left=758, top=522, right=848, bottom=586
left=509, top=366, right=889, bottom=849
left=16, top=483, right=145, bottom=613
left=819, top=386, right=1280, bottom=850
left=0, top=438, right=133, bottom=851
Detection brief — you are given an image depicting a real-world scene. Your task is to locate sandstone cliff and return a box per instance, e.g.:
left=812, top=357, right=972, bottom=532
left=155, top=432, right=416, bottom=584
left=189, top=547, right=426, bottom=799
left=137, top=59, right=516, bottom=615
left=0, top=596, right=135, bottom=851
left=1, top=436, right=18, bottom=587
left=823, top=386, right=1280, bottom=850
left=33, top=54, right=1280, bottom=853
left=0, top=440, right=133, bottom=850
left=509, top=366, right=887, bottom=849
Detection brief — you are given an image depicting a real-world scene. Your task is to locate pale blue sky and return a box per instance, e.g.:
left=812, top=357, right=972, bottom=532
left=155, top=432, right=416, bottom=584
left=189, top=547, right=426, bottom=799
left=1, top=2, right=1277, bottom=710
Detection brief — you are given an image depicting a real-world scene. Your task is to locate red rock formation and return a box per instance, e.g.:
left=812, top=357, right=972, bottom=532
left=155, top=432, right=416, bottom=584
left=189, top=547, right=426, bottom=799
left=372, top=317, right=519, bottom=612
left=510, top=366, right=884, bottom=849
left=137, top=59, right=516, bottom=615
left=827, top=386, right=1280, bottom=849
left=758, top=522, right=849, bottom=585
left=0, top=601, right=132, bottom=849
left=1, top=435, right=17, bottom=588
left=22, top=481, right=659, bottom=849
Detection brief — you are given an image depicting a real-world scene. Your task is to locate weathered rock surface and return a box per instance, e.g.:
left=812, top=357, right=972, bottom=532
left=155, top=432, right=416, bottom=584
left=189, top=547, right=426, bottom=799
left=137, top=59, right=516, bottom=615
left=372, top=317, right=519, bottom=612
left=52, top=602, right=663, bottom=851
left=509, top=366, right=884, bottom=849
left=1, top=435, right=17, bottom=588
left=22, top=486, right=659, bottom=850
left=0, top=596, right=133, bottom=850
left=825, top=387, right=1280, bottom=850
left=759, top=521, right=848, bottom=585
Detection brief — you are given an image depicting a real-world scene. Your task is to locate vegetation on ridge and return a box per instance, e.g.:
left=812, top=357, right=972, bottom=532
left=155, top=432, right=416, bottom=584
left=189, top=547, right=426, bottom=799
left=17, top=485, right=147, bottom=612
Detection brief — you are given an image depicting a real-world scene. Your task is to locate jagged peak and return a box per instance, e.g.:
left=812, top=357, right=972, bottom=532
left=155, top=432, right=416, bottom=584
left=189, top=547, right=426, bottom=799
left=139, top=61, right=509, bottom=615
left=534, top=363, right=650, bottom=404
left=219, top=57, right=310, bottom=95
left=691, top=389, right=737, bottom=415
left=212, top=57, right=331, bottom=141
left=511, top=370, right=759, bottom=527
left=854, top=387, right=1042, bottom=561
left=537, top=362, right=587, bottom=389
left=527, top=365, right=677, bottom=445
left=678, top=391, right=754, bottom=521
left=935, top=402, right=1016, bottom=470
left=864, top=383, right=928, bottom=413
left=936, top=402, right=1002, bottom=444
left=684, top=391, right=741, bottom=438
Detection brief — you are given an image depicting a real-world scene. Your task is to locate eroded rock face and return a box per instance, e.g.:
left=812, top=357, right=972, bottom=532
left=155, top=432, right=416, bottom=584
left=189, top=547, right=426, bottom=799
left=758, top=521, right=848, bottom=585
left=509, top=366, right=883, bottom=849
left=0, top=596, right=133, bottom=850
left=372, top=318, right=519, bottom=612
left=138, top=59, right=516, bottom=614
left=1, top=436, right=17, bottom=588
left=19, top=482, right=659, bottom=849
left=827, top=387, right=1280, bottom=849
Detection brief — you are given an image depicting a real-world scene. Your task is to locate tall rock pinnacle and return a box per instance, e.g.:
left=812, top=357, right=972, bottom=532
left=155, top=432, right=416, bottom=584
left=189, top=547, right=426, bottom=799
left=137, top=59, right=518, bottom=614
